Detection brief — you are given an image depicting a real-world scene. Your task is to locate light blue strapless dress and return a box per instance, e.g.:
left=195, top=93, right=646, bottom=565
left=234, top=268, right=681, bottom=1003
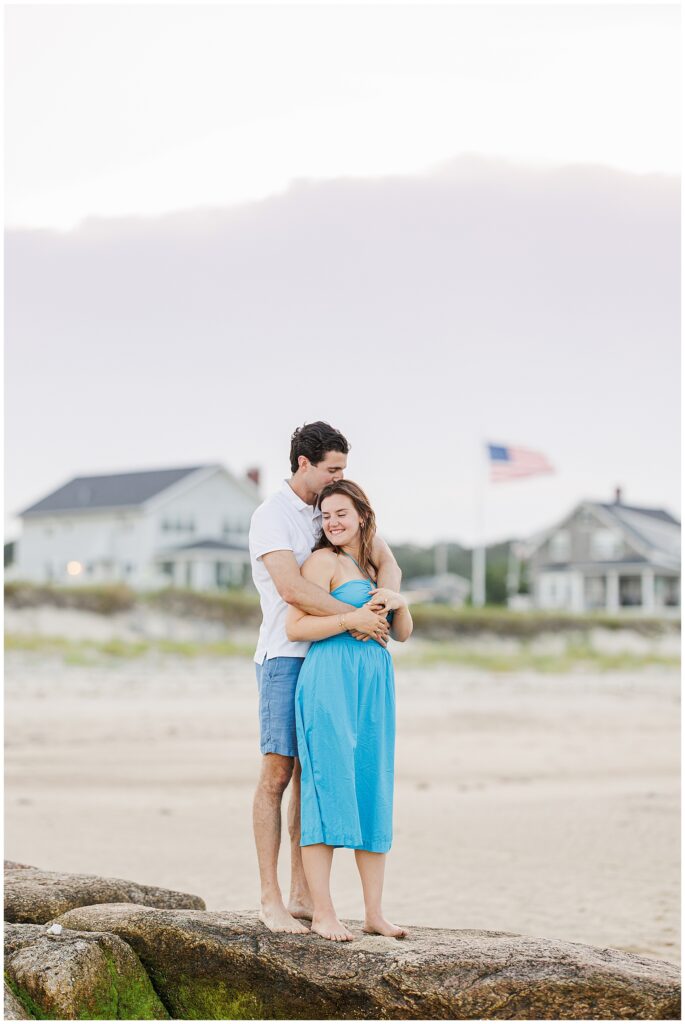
left=295, top=578, right=395, bottom=854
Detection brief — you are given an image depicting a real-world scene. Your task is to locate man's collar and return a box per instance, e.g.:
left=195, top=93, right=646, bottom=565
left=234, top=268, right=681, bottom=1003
left=281, top=479, right=321, bottom=516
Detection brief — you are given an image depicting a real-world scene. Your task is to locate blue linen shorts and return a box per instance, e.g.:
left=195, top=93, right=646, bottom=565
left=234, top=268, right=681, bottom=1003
left=255, top=656, right=305, bottom=757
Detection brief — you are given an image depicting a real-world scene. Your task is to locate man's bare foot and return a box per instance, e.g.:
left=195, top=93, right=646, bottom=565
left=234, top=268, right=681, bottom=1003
left=259, top=901, right=310, bottom=934
left=310, top=910, right=355, bottom=942
left=287, top=899, right=314, bottom=921
left=362, top=914, right=408, bottom=939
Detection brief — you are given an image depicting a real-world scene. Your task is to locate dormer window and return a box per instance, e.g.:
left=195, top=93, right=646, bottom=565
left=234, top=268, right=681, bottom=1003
left=578, top=507, right=595, bottom=528
left=549, top=530, right=570, bottom=562
left=591, top=528, right=621, bottom=560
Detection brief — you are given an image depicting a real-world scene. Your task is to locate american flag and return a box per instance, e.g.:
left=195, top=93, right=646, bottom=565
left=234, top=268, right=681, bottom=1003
left=487, top=443, right=555, bottom=482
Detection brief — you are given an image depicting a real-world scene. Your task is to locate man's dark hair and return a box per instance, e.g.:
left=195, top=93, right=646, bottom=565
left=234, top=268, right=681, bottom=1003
left=290, top=421, right=350, bottom=474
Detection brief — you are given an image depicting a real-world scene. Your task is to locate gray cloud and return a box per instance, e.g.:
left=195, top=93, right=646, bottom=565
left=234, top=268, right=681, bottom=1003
left=5, top=156, right=679, bottom=545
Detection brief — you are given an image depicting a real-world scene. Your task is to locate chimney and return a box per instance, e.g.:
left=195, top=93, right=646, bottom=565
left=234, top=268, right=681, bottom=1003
left=246, top=467, right=261, bottom=489
left=614, top=486, right=623, bottom=505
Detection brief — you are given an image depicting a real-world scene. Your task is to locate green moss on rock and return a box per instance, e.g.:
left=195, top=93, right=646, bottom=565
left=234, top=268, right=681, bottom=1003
left=4, top=974, right=42, bottom=1020
left=152, top=972, right=265, bottom=1021
left=75, top=948, right=169, bottom=1020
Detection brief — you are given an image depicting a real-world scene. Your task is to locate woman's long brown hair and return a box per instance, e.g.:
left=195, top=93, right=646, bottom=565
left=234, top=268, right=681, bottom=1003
left=314, top=480, right=378, bottom=581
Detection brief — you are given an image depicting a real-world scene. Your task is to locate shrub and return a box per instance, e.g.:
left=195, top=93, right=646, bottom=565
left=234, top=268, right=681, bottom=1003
left=407, top=603, right=680, bottom=639
left=142, top=587, right=261, bottom=626
left=4, top=581, right=136, bottom=615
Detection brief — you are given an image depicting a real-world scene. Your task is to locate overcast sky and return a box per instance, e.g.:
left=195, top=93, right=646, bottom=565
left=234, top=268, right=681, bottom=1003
left=6, top=3, right=679, bottom=228
left=4, top=3, right=681, bottom=546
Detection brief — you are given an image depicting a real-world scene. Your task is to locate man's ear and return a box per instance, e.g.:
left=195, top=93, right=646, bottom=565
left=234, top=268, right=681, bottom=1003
left=298, top=455, right=310, bottom=471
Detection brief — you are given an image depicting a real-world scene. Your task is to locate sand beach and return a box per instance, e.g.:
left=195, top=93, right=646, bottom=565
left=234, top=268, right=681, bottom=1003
left=4, top=635, right=680, bottom=967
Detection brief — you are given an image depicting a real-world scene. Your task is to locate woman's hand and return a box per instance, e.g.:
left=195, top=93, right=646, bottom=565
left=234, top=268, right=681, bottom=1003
left=366, top=588, right=407, bottom=613
left=349, top=606, right=391, bottom=638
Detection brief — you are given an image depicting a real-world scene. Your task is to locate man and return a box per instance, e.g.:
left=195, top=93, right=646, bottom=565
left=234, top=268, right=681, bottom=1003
left=248, top=421, right=402, bottom=933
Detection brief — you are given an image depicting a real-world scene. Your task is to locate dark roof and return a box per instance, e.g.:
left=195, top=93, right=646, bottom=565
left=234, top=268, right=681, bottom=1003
left=596, top=501, right=680, bottom=563
left=596, top=502, right=680, bottom=526
left=20, top=466, right=208, bottom=516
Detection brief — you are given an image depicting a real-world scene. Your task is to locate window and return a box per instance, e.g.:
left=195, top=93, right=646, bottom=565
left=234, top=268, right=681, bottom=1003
left=549, top=530, right=570, bottom=562
left=223, top=519, right=246, bottom=537
left=584, top=575, right=606, bottom=609
left=656, top=576, right=680, bottom=608
left=619, top=575, right=642, bottom=607
left=215, top=562, right=244, bottom=588
left=590, top=529, right=621, bottom=561
left=162, top=517, right=194, bottom=533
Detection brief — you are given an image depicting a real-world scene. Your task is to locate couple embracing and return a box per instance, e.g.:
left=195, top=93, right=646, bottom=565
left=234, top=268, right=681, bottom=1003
left=248, top=421, right=413, bottom=942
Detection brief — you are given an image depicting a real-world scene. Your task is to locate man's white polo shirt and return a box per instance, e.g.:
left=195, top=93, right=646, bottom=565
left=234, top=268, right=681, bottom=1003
left=249, top=480, right=323, bottom=664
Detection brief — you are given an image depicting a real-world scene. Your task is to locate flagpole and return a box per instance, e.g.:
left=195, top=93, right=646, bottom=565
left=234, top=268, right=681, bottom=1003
left=472, top=437, right=487, bottom=607
left=472, top=440, right=555, bottom=609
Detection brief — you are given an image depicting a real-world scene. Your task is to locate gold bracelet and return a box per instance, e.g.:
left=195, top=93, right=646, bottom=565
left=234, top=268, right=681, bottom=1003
left=338, top=615, right=346, bottom=631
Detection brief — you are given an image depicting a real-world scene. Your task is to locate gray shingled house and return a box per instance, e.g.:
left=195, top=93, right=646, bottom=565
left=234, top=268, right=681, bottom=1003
left=10, top=464, right=260, bottom=590
left=513, top=489, right=680, bottom=616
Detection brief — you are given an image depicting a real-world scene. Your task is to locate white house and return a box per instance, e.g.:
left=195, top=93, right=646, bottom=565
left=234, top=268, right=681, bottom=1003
left=512, top=488, right=680, bottom=616
left=10, top=464, right=261, bottom=591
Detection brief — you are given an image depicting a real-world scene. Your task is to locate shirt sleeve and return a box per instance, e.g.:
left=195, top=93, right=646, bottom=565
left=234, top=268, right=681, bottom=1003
left=249, top=505, right=295, bottom=562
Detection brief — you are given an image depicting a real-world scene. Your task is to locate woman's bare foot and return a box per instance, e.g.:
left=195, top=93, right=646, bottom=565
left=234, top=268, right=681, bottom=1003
left=362, top=914, right=408, bottom=939
left=259, top=901, right=310, bottom=934
left=310, top=910, right=355, bottom=942
left=288, top=899, right=314, bottom=921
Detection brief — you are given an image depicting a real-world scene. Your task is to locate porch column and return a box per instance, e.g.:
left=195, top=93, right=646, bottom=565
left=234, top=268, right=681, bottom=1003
left=570, top=571, right=584, bottom=613
left=641, top=568, right=655, bottom=613
left=606, top=570, right=619, bottom=613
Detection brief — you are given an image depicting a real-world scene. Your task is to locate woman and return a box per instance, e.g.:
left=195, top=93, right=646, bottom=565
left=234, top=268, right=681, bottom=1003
left=285, top=480, right=413, bottom=942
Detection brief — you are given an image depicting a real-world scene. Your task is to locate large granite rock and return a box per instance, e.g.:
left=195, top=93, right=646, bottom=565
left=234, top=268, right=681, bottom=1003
left=52, top=903, right=681, bottom=1020
left=4, top=861, right=205, bottom=924
left=4, top=922, right=168, bottom=1020
left=4, top=982, right=34, bottom=1020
